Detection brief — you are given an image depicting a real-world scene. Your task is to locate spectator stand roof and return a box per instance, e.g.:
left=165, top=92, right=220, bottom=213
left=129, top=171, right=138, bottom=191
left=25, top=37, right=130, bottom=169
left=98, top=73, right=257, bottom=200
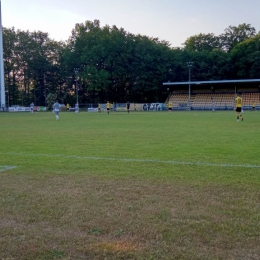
left=163, top=79, right=260, bottom=86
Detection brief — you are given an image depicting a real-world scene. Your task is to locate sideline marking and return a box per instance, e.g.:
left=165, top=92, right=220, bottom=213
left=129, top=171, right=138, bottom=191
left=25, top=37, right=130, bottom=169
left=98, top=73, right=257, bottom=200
left=0, top=152, right=260, bottom=169
left=0, top=165, right=17, bottom=173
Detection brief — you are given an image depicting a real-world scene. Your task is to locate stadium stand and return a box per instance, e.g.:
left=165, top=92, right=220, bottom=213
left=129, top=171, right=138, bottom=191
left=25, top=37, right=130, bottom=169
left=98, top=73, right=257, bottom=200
left=167, top=93, right=189, bottom=110
left=190, top=93, right=235, bottom=110
left=163, top=78, right=260, bottom=110
left=165, top=92, right=260, bottom=110
left=242, top=93, right=260, bottom=109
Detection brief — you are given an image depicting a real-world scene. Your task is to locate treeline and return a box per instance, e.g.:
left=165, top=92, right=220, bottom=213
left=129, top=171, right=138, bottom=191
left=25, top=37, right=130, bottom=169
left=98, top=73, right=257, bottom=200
left=3, top=20, right=260, bottom=106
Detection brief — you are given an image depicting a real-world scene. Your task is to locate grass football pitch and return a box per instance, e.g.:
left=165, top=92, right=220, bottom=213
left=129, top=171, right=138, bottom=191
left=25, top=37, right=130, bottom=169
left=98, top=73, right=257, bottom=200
left=0, top=111, right=259, bottom=260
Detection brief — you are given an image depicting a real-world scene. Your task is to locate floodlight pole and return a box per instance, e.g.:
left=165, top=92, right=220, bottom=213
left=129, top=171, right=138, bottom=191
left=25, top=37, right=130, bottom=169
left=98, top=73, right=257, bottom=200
left=74, top=68, right=79, bottom=105
left=187, top=62, right=193, bottom=111
left=0, top=1, right=5, bottom=109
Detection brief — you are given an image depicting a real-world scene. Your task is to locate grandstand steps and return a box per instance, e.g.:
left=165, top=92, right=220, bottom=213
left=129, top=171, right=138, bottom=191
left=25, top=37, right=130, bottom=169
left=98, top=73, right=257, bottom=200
left=187, top=95, right=196, bottom=110
left=166, top=92, right=260, bottom=110
left=164, top=93, right=171, bottom=109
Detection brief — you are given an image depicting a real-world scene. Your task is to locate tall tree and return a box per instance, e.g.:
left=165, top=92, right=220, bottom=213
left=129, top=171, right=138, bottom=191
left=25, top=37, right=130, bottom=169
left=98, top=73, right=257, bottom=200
left=3, top=27, right=20, bottom=106
left=231, top=33, right=260, bottom=78
left=4, top=21, right=259, bottom=106
left=184, top=33, right=220, bottom=52
left=3, top=27, right=65, bottom=106
left=220, top=23, right=256, bottom=52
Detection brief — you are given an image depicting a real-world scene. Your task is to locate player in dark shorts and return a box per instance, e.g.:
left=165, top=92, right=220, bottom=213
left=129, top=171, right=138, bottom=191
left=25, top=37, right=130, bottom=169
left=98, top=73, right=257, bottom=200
left=126, top=102, right=130, bottom=113
left=106, top=101, right=110, bottom=114
left=168, top=101, right=172, bottom=112
left=236, top=107, right=241, bottom=112
left=30, top=102, right=34, bottom=113
left=251, top=102, right=256, bottom=111
left=235, top=94, right=243, bottom=122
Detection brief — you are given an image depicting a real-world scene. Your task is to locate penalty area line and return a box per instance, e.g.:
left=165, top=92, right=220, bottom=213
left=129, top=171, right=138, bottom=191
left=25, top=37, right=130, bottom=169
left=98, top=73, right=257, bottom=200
left=0, top=166, right=17, bottom=173
left=0, top=152, right=260, bottom=169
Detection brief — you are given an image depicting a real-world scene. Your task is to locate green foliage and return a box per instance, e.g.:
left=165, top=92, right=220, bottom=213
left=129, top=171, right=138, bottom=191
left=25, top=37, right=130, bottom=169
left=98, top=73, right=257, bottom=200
left=46, top=93, right=57, bottom=109
left=64, top=21, right=172, bottom=102
left=3, top=28, right=66, bottom=106
left=220, top=23, right=256, bottom=52
left=184, top=23, right=256, bottom=53
left=3, top=22, right=259, bottom=106
left=184, top=33, right=220, bottom=52
left=231, top=34, right=260, bottom=78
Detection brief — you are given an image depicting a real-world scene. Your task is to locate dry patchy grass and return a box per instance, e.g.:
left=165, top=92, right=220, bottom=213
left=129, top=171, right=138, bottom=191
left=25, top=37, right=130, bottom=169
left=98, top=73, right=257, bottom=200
left=0, top=173, right=259, bottom=259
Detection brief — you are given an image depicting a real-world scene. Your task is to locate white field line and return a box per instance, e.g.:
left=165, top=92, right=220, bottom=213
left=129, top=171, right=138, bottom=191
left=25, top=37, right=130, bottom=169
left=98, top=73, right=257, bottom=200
left=1, top=152, right=260, bottom=169
left=0, top=166, right=17, bottom=173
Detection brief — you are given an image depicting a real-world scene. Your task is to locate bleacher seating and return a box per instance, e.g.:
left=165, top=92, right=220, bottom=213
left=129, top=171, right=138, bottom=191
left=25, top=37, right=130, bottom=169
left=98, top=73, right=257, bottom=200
left=167, top=94, right=189, bottom=109
left=166, top=92, right=260, bottom=110
left=242, top=93, right=260, bottom=109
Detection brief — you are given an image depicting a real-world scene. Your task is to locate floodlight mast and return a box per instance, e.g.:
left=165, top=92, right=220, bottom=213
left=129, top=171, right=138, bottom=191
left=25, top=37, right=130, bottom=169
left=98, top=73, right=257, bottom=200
left=187, top=62, right=193, bottom=111
left=0, top=0, right=5, bottom=109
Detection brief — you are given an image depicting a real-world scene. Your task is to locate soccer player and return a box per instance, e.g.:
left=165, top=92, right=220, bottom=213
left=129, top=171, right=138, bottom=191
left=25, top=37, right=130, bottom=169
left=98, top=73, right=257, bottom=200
left=98, top=103, right=101, bottom=113
left=30, top=102, right=34, bottom=113
left=126, top=101, right=130, bottom=113
left=75, top=103, right=79, bottom=114
left=212, top=101, right=215, bottom=112
left=134, top=103, right=137, bottom=111
left=53, top=100, right=60, bottom=120
left=251, top=102, right=256, bottom=111
left=235, top=93, right=244, bottom=122
left=168, top=101, right=172, bottom=112
left=106, top=101, right=110, bottom=114
left=66, top=103, right=70, bottom=111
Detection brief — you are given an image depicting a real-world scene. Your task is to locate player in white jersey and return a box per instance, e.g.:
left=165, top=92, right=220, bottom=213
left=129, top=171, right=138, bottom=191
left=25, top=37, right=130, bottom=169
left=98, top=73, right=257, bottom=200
left=53, top=100, right=60, bottom=120
left=75, top=103, right=79, bottom=114
left=30, top=102, right=34, bottom=113
left=212, top=101, right=215, bottom=112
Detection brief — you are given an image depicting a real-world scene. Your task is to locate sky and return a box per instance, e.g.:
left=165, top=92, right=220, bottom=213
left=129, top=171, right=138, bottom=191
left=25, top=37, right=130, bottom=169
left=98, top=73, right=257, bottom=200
left=1, top=0, right=260, bottom=47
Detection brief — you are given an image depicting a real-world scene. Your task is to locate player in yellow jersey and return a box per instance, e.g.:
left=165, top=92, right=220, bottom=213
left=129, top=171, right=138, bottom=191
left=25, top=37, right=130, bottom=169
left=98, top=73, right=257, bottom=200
left=251, top=102, right=256, bottom=111
left=168, top=101, right=173, bottom=112
left=235, top=93, right=244, bottom=122
left=106, top=101, right=110, bottom=114
left=98, top=103, right=101, bottom=113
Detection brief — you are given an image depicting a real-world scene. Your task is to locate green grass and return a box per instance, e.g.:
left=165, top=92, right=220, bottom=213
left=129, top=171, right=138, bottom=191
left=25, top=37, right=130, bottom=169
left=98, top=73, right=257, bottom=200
left=0, top=111, right=260, bottom=259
